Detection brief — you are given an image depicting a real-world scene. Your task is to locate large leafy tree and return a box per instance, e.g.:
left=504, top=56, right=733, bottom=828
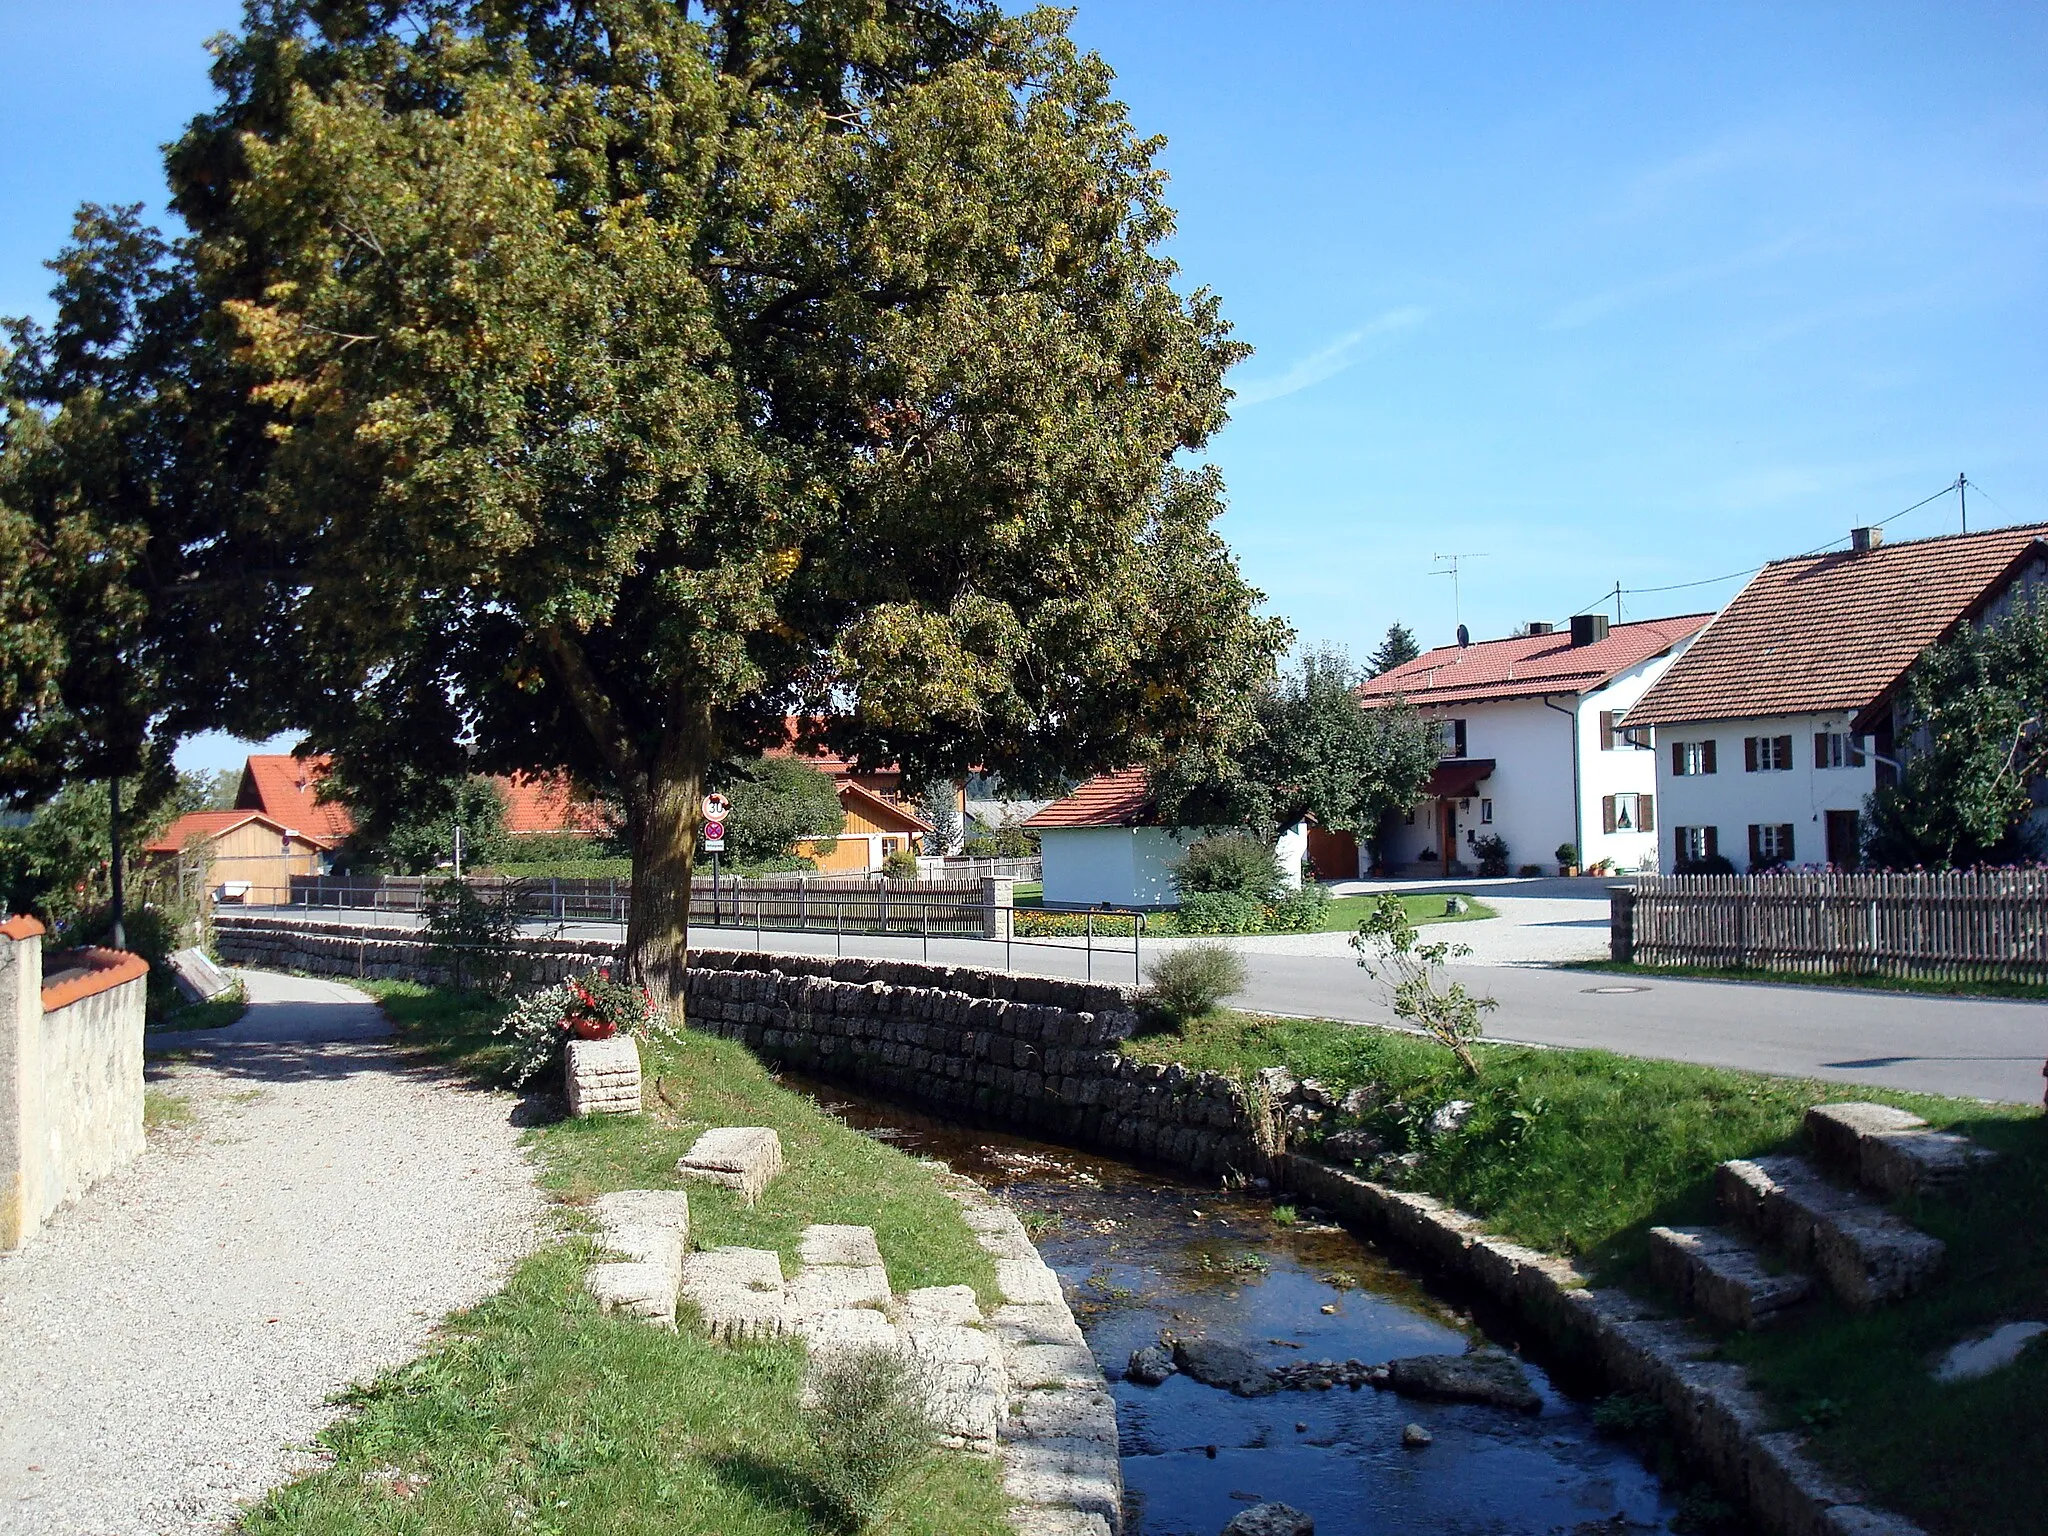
left=722, top=756, right=846, bottom=867
left=172, top=1, right=1283, bottom=1007
left=1864, top=595, right=2048, bottom=869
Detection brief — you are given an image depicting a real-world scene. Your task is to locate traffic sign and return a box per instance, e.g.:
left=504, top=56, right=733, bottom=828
left=703, top=820, right=725, bottom=841
left=702, top=792, right=730, bottom=822
left=703, top=838, right=725, bottom=852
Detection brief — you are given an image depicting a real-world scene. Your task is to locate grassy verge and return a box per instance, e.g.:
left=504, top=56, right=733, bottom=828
left=142, top=1086, right=192, bottom=1131
left=1012, top=890, right=1496, bottom=937
left=1122, top=1007, right=2045, bottom=1536
left=246, top=981, right=1007, bottom=1535
left=1573, top=957, right=2048, bottom=1003
left=146, top=983, right=248, bottom=1034
left=1321, top=891, right=1497, bottom=932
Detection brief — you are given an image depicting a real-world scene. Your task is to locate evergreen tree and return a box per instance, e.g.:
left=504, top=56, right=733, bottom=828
left=1368, top=623, right=1421, bottom=677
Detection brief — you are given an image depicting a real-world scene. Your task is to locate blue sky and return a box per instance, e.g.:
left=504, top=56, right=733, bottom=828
left=4, top=2, right=2044, bottom=772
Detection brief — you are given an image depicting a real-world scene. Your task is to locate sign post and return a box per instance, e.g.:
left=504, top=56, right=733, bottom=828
left=702, top=793, right=731, bottom=926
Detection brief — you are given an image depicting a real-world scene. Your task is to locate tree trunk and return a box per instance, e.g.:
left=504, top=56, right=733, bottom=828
left=624, top=707, right=713, bottom=1023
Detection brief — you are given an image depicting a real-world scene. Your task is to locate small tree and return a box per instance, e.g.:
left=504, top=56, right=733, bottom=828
left=916, top=782, right=962, bottom=855
left=1368, top=623, right=1421, bottom=678
left=1173, top=833, right=1284, bottom=903
left=1864, top=594, right=2048, bottom=869
left=1351, top=892, right=1495, bottom=1076
left=721, top=757, right=847, bottom=868
left=378, top=775, right=511, bottom=875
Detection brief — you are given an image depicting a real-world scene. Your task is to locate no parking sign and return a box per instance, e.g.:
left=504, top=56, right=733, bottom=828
left=702, top=793, right=730, bottom=852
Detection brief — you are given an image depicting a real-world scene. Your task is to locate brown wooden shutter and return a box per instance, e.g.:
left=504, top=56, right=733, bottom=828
left=1599, top=711, right=1616, bottom=751
left=1702, top=739, right=1717, bottom=774
left=1704, top=825, right=1718, bottom=858
left=1744, top=737, right=1758, bottom=773
left=1774, top=735, right=1792, bottom=769
left=1454, top=719, right=1468, bottom=757
left=1815, top=733, right=1829, bottom=769
left=1671, top=741, right=1684, bottom=776
left=1780, top=824, right=1795, bottom=861
left=1640, top=794, right=1654, bottom=833
left=1602, top=795, right=1617, bottom=834
left=1748, top=824, right=1763, bottom=865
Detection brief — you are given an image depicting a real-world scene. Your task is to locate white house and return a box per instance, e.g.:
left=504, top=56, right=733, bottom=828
left=1357, top=613, right=1712, bottom=877
left=1628, top=521, right=2048, bottom=872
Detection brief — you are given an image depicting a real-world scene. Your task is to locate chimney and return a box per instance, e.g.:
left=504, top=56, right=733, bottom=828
left=1851, top=526, right=1883, bottom=553
left=1569, top=614, right=1610, bottom=648
left=1525, top=621, right=1555, bottom=636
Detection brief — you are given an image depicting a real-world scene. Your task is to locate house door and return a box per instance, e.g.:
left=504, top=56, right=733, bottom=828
left=1438, top=802, right=1456, bottom=869
left=1825, top=810, right=1859, bottom=870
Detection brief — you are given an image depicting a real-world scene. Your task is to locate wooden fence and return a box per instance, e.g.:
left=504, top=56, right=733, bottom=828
left=1616, top=870, right=2048, bottom=983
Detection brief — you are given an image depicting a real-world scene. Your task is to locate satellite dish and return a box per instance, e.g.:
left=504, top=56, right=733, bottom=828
left=1456, top=624, right=1470, bottom=648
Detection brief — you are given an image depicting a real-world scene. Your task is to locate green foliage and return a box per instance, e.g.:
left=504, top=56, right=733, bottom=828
left=722, top=758, right=848, bottom=866
left=497, top=968, right=657, bottom=1087
left=915, top=783, right=961, bottom=854
left=1263, top=882, right=1332, bottom=932
left=421, top=877, right=525, bottom=996
left=1351, top=891, right=1496, bottom=1075
left=374, top=775, right=510, bottom=875
left=805, top=1347, right=937, bottom=1530
left=1174, top=891, right=1265, bottom=934
left=961, top=814, right=1038, bottom=858
left=1673, top=852, right=1736, bottom=875
left=1368, top=623, right=1421, bottom=677
left=1143, top=941, right=1247, bottom=1025
left=497, top=829, right=607, bottom=865
left=1174, top=833, right=1284, bottom=902
left=1, top=773, right=214, bottom=927
left=1555, top=842, right=1580, bottom=868
left=1864, top=593, right=2048, bottom=868
left=1472, top=833, right=1511, bottom=877
left=491, top=857, right=634, bottom=880
left=169, top=2, right=1288, bottom=1000
left=881, top=848, right=921, bottom=880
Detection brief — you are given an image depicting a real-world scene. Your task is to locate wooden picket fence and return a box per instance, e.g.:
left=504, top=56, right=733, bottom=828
left=1622, top=870, right=2048, bottom=983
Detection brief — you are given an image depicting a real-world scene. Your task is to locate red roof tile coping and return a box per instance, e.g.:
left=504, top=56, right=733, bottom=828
left=1023, top=768, right=1155, bottom=829
left=2, top=914, right=47, bottom=941
left=1356, top=614, right=1712, bottom=710
left=40, top=947, right=149, bottom=1012
left=239, top=754, right=356, bottom=840
left=1628, top=522, right=2048, bottom=728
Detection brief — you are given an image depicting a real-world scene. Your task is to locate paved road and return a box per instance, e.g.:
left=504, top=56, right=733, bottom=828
left=245, top=908, right=2048, bottom=1105
left=0, top=972, right=540, bottom=1534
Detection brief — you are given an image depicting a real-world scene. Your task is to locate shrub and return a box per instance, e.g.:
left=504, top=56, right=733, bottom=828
left=1144, top=941, right=1247, bottom=1025
left=1555, top=842, right=1579, bottom=869
left=1173, top=834, right=1284, bottom=902
left=1011, top=910, right=1139, bottom=937
left=1516, top=864, right=1543, bottom=877
left=1264, top=883, right=1331, bottom=932
left=422, top=877, right=526, bottom=995
left=1176, top=891, right=1264, bottom=934
left=1351, top=891, right=1496, bottom=1076
left=880, top=847, right=920, bottom=879
left=804, top=1345, right=935, bottom=1529
left=1472, top=833, right=1511, bottom=877
left=1673, top=853, right=1737, bottom=875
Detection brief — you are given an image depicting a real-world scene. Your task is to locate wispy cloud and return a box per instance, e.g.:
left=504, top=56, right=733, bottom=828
left=1544, top=234, right=1806, bottom=331
left=1232, top=305, right=1429, bottom=406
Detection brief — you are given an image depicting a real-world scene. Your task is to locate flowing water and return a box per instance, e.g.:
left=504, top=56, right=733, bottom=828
left=793, top=1076, right=1680, bottom=1536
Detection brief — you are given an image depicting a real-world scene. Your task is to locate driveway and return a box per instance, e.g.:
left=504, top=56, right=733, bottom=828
left=0, top=971, right=542, bottom=1534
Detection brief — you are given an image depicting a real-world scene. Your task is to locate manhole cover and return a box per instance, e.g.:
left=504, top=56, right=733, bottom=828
left=1581, top=984, right=1651, bottom=994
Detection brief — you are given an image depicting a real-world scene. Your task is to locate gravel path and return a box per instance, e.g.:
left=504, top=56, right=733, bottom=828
left=0, top=970, right=544, bottom=1535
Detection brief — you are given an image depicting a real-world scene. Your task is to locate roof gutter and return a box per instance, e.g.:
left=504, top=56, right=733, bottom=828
left=1540, top=695, right=1583, bottom=866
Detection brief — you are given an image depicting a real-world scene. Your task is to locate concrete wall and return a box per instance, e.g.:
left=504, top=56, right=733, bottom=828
left=1, top=920, right=148, bottom=1251
left=1652, top=711, right=1876, bottom=872
left=1038, top=825, right=1224, bottom=907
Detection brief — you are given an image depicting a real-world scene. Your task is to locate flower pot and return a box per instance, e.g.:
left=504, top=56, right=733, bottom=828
left=566, top=1016, right=617, bottom=1041
left=1561, top=865, right=1579, bottom=878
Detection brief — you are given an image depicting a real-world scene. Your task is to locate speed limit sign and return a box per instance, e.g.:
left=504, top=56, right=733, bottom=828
left=701, top=792, right=730, bottom=822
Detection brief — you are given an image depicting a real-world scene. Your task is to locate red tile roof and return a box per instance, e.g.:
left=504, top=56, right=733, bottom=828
left=145, top=809, right=331, bottom=854
left=1627, top=523, right=2048, bottom=728
left=497, top=772, right=613, bottom=837
left=1022, top=769, right=1155, bottom=829
left=237, top=754, right=355, bottom=840
left=1356, top=614, right=1713, bottom=710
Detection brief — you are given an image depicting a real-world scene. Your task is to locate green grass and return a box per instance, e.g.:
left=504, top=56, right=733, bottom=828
left=1574, top=957, right=2048, bottom=1003
left=1012, top=889, right=1495, bottom=937
left=1320, top=891, right=1497, bottom=933
left=142, top=1087, right=192, bottom=1131
left=246, top=981, right=1007, bottom=1535
left=1121, top=1007, right=2045, bottom=1536
left=146, top=983, right=248, bottom=1034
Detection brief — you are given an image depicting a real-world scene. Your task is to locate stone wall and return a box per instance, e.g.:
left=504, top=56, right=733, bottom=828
left=2, top=919, right=148, bottom=1250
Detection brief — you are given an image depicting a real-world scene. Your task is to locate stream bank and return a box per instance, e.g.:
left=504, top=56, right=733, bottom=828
left=793, top=1075, right=1680, bottom=1536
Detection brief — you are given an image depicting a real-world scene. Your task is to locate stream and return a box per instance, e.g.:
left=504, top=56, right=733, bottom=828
left=793, top=1076, right=1681, bottom=1536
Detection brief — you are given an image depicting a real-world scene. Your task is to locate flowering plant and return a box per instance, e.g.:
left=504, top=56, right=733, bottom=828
left=496, top=968, right=655, bottom=1086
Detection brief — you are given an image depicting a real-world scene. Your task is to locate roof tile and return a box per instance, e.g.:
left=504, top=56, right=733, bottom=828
left=1023, top=769, right=1154, bottom=829
left=1355, top=614, right=1712, bottom=709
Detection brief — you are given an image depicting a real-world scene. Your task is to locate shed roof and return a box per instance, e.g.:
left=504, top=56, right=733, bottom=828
left=1356, top=614, right=1712, bottom=710
left=1627, top=522, right=2048, bottom=728
left=146, top=809, right=331, bottom=854
left=1022, top=769, right=1155, bottom=829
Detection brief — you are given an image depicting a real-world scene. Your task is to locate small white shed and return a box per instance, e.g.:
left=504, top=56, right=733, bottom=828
left=1025, top=770, right=1289, bottom=907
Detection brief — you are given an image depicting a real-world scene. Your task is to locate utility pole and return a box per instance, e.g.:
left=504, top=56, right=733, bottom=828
left=453, top=822, right=464, bottom=880
left=108, top=778, right=126, bottom=949
left=1958, top=472, right=1968, bottom=534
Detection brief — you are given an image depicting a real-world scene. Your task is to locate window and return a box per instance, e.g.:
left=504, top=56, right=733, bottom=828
left=1670, top=740, right=1717, bottom=776
left=1439, top=718, right=1468, bottom=759
left=1814, top=733, right=1866, bottom=770
left=1479, top=798, right=1493, bottom=824
left=1603, top=792, right=1654, bottom=834
left=1748, top=823, right=1795, bottom=866
left=1676, top=825, right=1718, bottom=864
left=1599, top=710, right=1647, bottom=751
left=1744, top=735, right=1793, bottom=772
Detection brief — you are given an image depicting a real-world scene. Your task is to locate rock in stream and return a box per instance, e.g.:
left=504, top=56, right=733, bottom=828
left=1173, top=1338, right=1277, bottom=1397
left=1385, top=1351, right=1542, bottom=1414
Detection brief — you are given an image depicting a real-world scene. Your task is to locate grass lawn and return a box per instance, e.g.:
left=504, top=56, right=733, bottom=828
left=1319, top=890, right=1497, bottom=933
left=1121, top=1008, right=2046, bottom=1536
left=1573, top=957, right=2048, bottom=1004
left=244, top=981, right=1008, bottom=1536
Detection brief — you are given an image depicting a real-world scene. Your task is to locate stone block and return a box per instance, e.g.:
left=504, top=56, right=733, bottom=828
left=677, top=1125, right=783, bottom=1206
left=1820, top=1506, right=1930, bottom=1536
left=1000, top=1439, right=1122, bottom=1525
left=565, top=1034, right=642, bottom=1117
left=1003, top=1387, right=1118, bottom=1444
left=996, top=1256, right=1067, bottom=1308
left=904, top=1284, right=983, bottom=1326
left=1005, top=1341, right=1102, bottom=1391
left=1649, top=1225, right=1812, bottom=1330
left=991, top=1302, right=1088, bottom=1350
left=797, top=1223, right=884, bottom=1268
left=795, top=1304, right=898, bottom=1355
left=1006, top=1510, right=1112, bottom=1536
left=680, top=1246, right=788, bottom=1341
left=904, top=1320, right=1005, bottom=1446
left=787, top=1260, right=891, bottom=1320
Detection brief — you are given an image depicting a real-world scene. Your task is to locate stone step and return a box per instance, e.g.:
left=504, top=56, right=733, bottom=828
left=1717, top=1155, right=1943, bottom=1310
left=1805, top=1102, right=1994, bottom=1199
left=1646, top=1224, right=1813, bottom=1330
left=677, top=1126, right=784, bottom=1206
left=583, top=1188, right=691, bottom=1326
left=680, top=1245, right=789, bottom=1340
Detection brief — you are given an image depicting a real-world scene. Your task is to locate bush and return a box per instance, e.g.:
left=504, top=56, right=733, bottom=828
left=1472, top=833, right=1511, bottom=877
left=1144, top=941, right=1247, bottom=1026
left=1516, top=864, right=1543, bottom=877
left=422, top=877, right=526, bottom=995
left=495, top=967, right=656, bottom=1087
left=880, top=847, right=920, bottom=879
left=1012, top=909, right=1139, bottom=937
left=1176, top=891, right=1264, bottom=934
left=1673, top=853, right=1737, bottom=875
left=804, top=1345, right=935, bottom=1529
left=1264, top=883, right=1331, bottom=932
left=1173, top=834, right=1283, bottom=903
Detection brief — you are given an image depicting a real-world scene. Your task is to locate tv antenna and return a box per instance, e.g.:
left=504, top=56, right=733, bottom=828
left=1430, top=552, right=1488, bottom=632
